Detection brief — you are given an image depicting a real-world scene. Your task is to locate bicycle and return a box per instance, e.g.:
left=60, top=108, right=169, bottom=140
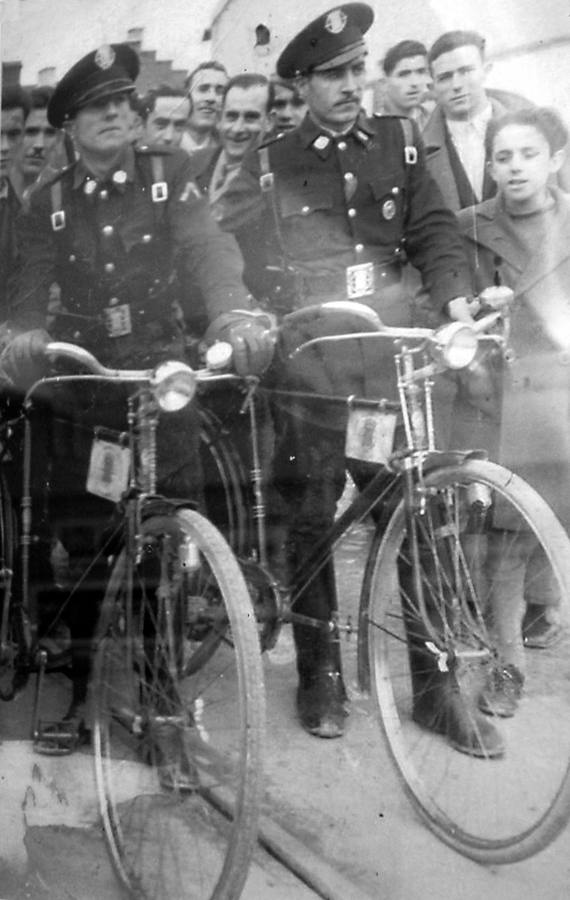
left=0, top=343, right=265, bottom=900
left=199, top=299, right=570, bottom=865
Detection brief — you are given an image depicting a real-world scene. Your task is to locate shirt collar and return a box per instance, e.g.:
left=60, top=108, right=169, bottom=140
left=72, top=144, right=136, bottom=192
left=447, top=102, right=493, bottom=137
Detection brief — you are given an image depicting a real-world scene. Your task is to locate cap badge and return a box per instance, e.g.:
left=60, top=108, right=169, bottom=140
left=382, top=199, right=396, bottom=220
left=95, top=45, right=116, bottom=70
left=325, top=9, right=348, bottom=34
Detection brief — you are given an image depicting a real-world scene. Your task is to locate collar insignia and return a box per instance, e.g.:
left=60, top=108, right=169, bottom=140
left=314, top=135, right=331, bottom=151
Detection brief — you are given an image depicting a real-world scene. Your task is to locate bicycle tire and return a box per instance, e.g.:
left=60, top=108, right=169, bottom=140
left=360, top=457, right=570, bottom=864
left=92, top=508, right=265, bottom=900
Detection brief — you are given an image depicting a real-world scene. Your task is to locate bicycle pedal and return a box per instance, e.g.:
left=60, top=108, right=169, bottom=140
left=33, top=719, right=89, bottom=756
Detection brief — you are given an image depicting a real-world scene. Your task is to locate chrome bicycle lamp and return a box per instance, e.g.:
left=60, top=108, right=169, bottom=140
left=430, top=322, right=478, bottom=370
left=150, top=360, right=197, bottom=412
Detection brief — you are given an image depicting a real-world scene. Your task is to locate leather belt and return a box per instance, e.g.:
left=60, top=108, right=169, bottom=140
left=301, top=261, right=402, bottom=298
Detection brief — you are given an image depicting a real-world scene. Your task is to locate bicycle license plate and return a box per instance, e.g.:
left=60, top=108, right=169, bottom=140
left=86, top=438, right=131, bottom=502
left=345, top=407, right=397, bottom=464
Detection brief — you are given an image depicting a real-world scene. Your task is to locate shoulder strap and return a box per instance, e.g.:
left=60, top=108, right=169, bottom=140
left=50, top=179, right=66, bottom=231
left=399, top=118, right=418, bottom=166
left=257, top=144, right=289, bottom=268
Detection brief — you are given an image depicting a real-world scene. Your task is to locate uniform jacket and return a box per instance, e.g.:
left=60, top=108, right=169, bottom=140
left=0, top=178, right=21, bottom=321
left=10, top=144, right=248, bottom=362
left=215, top=112, right=471, bottom=316
left=423, top=89, right=532, bottom=212
left=215, top=112, right=471, bottom=429
left=455, top=188, right=570, bottom=524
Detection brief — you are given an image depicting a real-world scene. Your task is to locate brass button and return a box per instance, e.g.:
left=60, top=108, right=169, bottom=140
left=99, top=189, right=108, bottom=200
left=355, top=243, right=364, bottom=253
left=348, top=208, right=357, bottom=218
left=301, top=205, right=310, bottom=215
left=102, top=225, right=114, bottom=236
left=104, top=262, right=115, bottom=274
left=337, top=141, right=347, bottom=151
left=142, top=233, right=152, bottom=243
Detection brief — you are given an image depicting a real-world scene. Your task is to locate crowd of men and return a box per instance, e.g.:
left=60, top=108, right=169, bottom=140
left=0, top=5, right=567, bottom=755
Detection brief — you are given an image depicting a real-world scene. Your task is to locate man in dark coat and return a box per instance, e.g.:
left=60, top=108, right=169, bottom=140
left=0, top=84, right=30, bottom=319
left=423, top=30, right=532, bottom=213
left=213, top=3, right=501, bottom=756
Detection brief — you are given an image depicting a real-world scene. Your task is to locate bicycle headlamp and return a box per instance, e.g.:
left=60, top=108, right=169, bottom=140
left=430, top=322, right=478, bottom=370
left=151, top=360, right=197, bottom=412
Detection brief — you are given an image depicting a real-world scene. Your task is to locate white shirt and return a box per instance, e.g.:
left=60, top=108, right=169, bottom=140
left=447, top=103, right=493, bottom=201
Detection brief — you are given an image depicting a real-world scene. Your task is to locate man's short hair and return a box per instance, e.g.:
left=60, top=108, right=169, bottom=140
left=428, top=30, right=486, bottom=67
left=29, top=85, right=54, bottom=111
left=138, top=85, right=188, bottom=121
left=383, top=40, right=427, bottom=76
left=185, top=60, right=228, bottom=92
left=1, top=84, right=31, bottom=118
left=223, top=73, right=272, bottom=112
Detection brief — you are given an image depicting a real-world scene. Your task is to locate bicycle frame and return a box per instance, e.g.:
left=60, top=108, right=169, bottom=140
left=227, top=313, right=506, bottom=640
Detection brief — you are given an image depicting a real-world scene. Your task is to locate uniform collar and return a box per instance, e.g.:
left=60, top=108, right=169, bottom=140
left=299, top=111, right=374, bottom=158
left=72, top=144, right=135, bottom=192
left=0, top=177, right=9, bottom=200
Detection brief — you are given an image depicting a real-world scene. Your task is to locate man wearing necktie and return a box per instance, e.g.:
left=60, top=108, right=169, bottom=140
left=214, top=4, right=502, bottom=755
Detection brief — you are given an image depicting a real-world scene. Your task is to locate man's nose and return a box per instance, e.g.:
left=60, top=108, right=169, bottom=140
left=163, top=123, right=175, bottom=143
left=342, top=71, right=358, bottom=92
left=451, top=72, right=465, bottom=90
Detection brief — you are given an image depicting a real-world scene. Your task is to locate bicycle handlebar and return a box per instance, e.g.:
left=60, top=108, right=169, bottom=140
left=288, top=309, right=505, bottom=360
left=45, top=342, right=153, bottom=381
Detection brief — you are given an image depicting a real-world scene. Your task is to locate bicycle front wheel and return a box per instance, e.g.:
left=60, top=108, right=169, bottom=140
left=360, top=458, right=570, bottom=864
left=92, top=508, right=265, bottom=900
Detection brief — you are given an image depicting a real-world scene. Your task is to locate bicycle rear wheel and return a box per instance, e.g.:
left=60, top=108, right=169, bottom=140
left=92, top=508, right=265, bottom=900
left=360, top=458, right=570, bottom=863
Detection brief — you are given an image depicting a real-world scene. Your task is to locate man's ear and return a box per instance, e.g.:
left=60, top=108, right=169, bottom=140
left=295, top=76, right=309, bottom=101
left=483, top=60, right=493, bottom=79
left=550, top=147, right=566, bottom=175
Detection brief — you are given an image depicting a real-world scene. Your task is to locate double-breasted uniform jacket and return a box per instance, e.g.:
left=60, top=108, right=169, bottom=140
left=455, top=188, right=570, bottom=525
left=0, top=178, right=21, bottom=321
left=10, top=143, right=248, bottom=365
left=422, top=89, right=532, bottom=213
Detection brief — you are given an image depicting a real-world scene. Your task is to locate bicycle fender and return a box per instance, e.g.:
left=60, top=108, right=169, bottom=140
left=421, top=449, right=488, bottom=474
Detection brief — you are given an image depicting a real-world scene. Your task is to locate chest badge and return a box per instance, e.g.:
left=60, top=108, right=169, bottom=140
left=382, top=199, right=396, bottom=221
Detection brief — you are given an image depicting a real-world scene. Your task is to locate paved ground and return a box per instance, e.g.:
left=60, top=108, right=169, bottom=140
left=1, top=511, right=570, bottom=899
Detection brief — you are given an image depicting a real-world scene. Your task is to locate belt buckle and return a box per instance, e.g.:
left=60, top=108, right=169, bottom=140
left=103, top=302, right=132, bottom=337
left=346, top=262, right=374, bottom=300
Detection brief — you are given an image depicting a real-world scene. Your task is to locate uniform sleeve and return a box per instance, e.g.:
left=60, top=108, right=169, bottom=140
left=9, top=188, right=57, bottom=331
left=402, top=121, right=473, bottom=312
left=166, top=153, right=251, bottom=320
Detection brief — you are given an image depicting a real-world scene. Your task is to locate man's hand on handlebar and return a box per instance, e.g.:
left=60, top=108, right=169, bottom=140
left=206, top=311, right=275, bottom=376
left=0, top=328, right=51, bottom=391
left=446, top=296, right=481, bottom=324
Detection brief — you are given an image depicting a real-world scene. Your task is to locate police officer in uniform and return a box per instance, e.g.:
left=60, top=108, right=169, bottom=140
left=216, top=4, right=501, bottom=755
left=0, top=44, right=272, bottom=746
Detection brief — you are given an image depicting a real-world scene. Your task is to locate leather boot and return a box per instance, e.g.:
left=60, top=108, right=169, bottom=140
left=409, top=644, right=504, bottom=758
left=295, top=624, right=348, bottom=739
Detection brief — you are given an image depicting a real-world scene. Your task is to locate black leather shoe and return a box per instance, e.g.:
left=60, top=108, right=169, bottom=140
left=297, top=669, right=349, bottom=739
left=413, top=680, right=504, bottom=758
